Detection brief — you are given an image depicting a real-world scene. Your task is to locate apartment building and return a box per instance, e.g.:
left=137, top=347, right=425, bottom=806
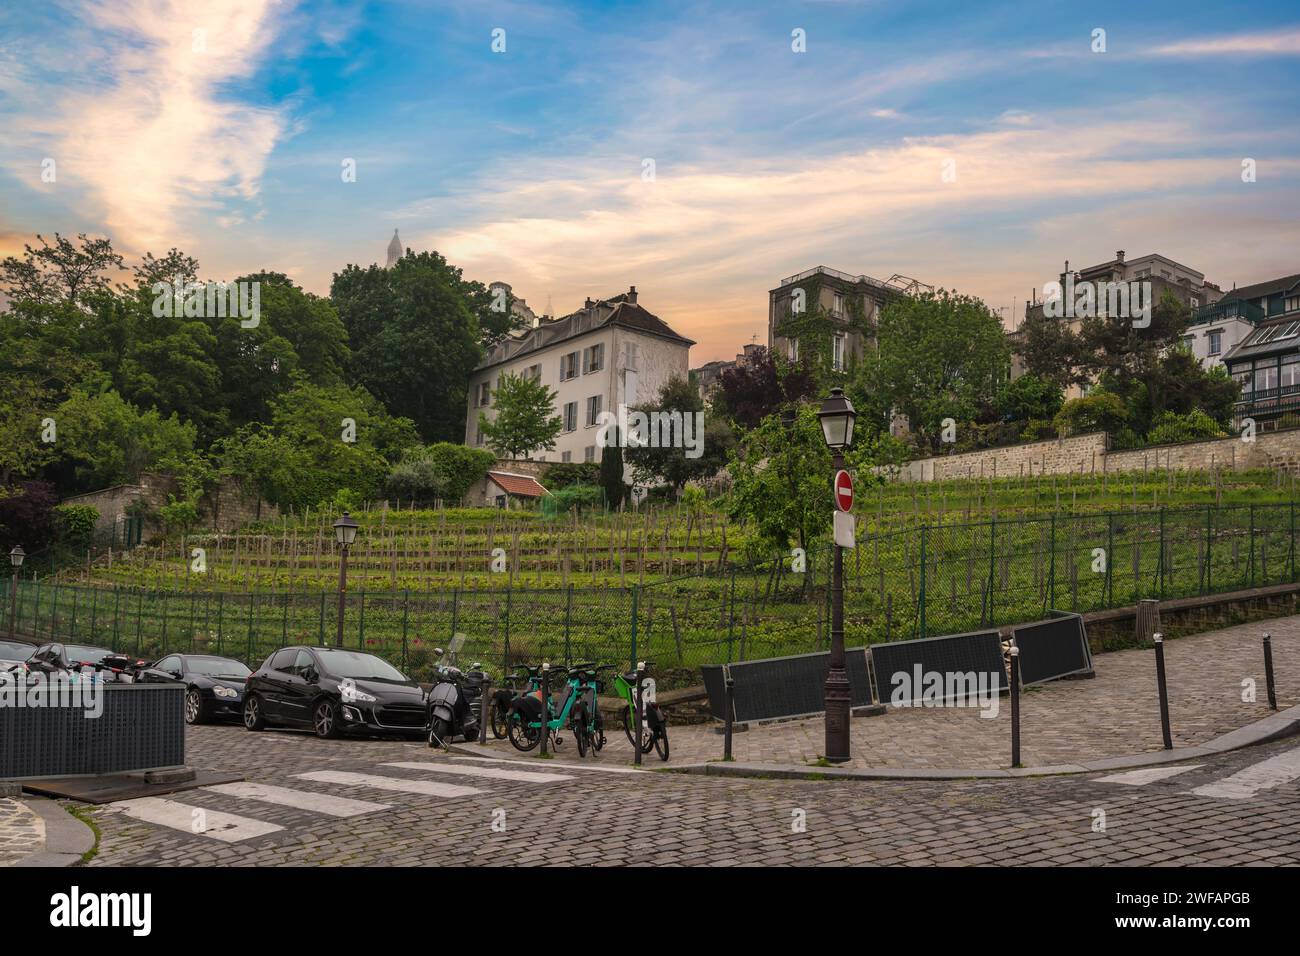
left=1221, top=273, right=1300, bottom=430
left=466, top=287, right=694, bottom=464
left=767, top=266, right=932, bottom=372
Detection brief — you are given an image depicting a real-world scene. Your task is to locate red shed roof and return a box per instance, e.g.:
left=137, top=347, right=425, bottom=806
left=487, top=471, right=549, bottom=498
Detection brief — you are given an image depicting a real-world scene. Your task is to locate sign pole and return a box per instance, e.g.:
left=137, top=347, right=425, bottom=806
left=824, top=453, right=851, bottom=763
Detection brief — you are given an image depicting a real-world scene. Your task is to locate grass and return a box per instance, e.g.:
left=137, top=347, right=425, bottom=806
left=66, top=804, right=101, bottom=865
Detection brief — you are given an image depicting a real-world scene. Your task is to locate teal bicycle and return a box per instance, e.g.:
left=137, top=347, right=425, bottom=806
left=506, top=662, right=611, bottom=757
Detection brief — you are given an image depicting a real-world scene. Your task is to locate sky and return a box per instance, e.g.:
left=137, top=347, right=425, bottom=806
left=1, top=0, right=1298, bottom=361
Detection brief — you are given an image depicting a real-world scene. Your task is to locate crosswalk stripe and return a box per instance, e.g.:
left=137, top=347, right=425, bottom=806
left=446, top=755, right=650, bottom=775
left=110, top=797, right=282, bottom=842
left=204, top=781, right=391, bottom=817
left=1095, top=765, right=1204, bottom=786
left=294, top=770, right=482, bottom=798
left=1192, top=748, right=1300, bottom=800
left=382, top=761, right=573, bottom=783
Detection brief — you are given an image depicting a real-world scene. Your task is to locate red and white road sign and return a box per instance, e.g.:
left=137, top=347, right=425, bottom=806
left=833, top=469, right=853, bottom=512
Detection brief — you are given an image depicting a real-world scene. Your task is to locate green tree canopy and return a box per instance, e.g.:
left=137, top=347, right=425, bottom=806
left=478, top=372, right=563, bottom=459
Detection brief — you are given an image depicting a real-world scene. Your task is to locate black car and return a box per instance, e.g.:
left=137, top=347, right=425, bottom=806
left=135, top=653, right=251, bottom=724
left=243, top=646, right=428, bottom=739
left=0, top=639, right=35, bottom=672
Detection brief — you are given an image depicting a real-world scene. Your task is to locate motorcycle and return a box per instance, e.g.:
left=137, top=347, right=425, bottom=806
left=426, top=658, right=483, bottom=747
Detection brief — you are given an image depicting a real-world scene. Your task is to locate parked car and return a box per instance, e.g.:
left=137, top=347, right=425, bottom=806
left=243, top=646, right=428, bottom=740
left=0, top=639, right=35, bottom=672
left=135, top=654, right=251, bottom=724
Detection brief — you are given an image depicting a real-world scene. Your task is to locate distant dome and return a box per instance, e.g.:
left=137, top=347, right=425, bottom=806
left=386, top=229, right=403, bottom=268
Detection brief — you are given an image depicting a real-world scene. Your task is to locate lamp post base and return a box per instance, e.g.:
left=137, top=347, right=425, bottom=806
left=824, top=667, right=852, bottom=763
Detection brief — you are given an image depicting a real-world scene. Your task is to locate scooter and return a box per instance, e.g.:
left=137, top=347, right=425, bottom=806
left=426, top=661, right=481, bottom=747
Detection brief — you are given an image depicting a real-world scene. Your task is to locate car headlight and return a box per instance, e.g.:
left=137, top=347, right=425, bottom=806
left=213, top=685, right=240, bottom=699
left=348, top=689, right=378, bottom=703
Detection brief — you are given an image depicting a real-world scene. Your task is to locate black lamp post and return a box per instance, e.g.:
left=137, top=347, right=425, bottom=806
left=332, top=512, right=359, bottom=647
left=8, top=545, right=24, bottom=641
left=817, top=387, right=856, bottom=763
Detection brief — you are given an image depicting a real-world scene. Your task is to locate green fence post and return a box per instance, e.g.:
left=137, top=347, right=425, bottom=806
left=69, top=587, right=78, bottom=641
left=564, top=583, right=573, bottom=664
left=1205, top=507, right=1213, bottom=595
left=318, top=592, right=325, bottom=644
left=112, top=586, right=121, bottom=649
left=987, top=517, right=996, bottom=626
left=1158, top=507, right=1165, bottom=600
left=247, top=593, right=255, bottom=662
left=503, top=586, right=512, bottom=673
left=1250, top=504, right=1256, bottom=588
left=450, top=588, right=459, bottom=638
left=160, top=588, right=169, bottom=655
left=725, top=569, right=736, bottom=661
left=90, top=587, right=98, bottom=647
left=217, top=592, right=225, bottom=656
left=134, top=591, right=143, bottom=657
left=32, top=580, right=41, bottom=639
left=281, top=593, right=289, bottom=645
left=1106, top=513, right=1114, bottom=606
left=630, top=586, right=640, bottom=672
left=1291, top=501, right=1296, bottom=582
left=188, top=592, right=196, bottom=653
left=1047, top=515, right=1056, bottom=614
left=50, top=584, right=58, bottom=640
left=358, top=591, right=366, bottom=650
left=401, top=589, right=409, bottom=671
left=919, top=525, right=928, bottom=639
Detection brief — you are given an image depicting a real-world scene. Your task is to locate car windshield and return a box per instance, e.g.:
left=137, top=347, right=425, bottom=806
left=0, top=641, right=32, bottom=660
left=316, top=650, right=408, bottom=681
left=63, top=645, right=113, bottom=663
left=186, top=657, right=251, bottom=678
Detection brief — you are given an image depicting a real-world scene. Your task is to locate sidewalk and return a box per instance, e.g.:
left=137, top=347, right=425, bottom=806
left=0, top=797, right=46, bottom=866
left=656, top=615, right=1300, bottom=772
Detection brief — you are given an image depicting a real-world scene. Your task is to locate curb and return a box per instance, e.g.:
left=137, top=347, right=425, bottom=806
left=668, top=703, right=1300, bottom=782
left=11, top=798, right=96, bottom=867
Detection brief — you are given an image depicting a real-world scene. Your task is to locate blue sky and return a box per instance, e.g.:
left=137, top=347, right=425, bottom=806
left=1, top=0, right=1298, bottom=359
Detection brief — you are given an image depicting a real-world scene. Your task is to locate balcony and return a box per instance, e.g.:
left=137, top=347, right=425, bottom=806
left=1233, top=383, right=1300, bottom=426
left=1191, top=298, right=1266, bottom=327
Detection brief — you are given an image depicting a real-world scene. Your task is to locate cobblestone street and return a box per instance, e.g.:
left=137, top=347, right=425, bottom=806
left=78, top=722, right=1300, bottom=867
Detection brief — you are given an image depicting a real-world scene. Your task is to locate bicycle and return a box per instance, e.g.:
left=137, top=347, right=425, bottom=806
left=491, top=665, right=546, bottom=739
left=613, top=662, right=669, bottom=761
left=505, top=662, right=609, bottom=757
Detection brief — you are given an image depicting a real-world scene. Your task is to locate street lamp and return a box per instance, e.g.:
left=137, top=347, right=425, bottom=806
left=8, top=545, right=24, bottom=642
left=817, top=388, right=856, bottom=763
left=332, top=512, right=359, bottom=647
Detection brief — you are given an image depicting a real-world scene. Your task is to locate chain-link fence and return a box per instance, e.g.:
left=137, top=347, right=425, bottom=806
left=6, top=503, right=1297, bottom=685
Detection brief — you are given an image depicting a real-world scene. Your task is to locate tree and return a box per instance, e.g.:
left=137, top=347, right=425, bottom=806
left=625, top=376, right=733, bottom=491
left=995, top=373, right=1064, bottom=423
left=714, top=346, right=817, bottom=429
left=863, top=289, right=1009, bottom=452
left=52, top=384, right=196, bottom=492
left=478, top=373, right=563, bottom=459
left=331, top=252, right=485, bottom=442
left=0, top=233, right=125, bottom=308
left=599, top=430, right=625, bottom=509
left=386, top=443, right=494, bottom=504
left=1054, top=392, right=1130, bottom=437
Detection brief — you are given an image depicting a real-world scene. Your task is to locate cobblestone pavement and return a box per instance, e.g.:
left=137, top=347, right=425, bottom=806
left=0, top=798, right=44, bottom=867
left=84, top=722, right=1300, bottom=866
left=661, top=615, right=1300, bottom=769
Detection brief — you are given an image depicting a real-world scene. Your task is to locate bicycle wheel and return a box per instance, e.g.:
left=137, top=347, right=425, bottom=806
left=491, top=704, right=509, bottom=740
left=654, top=724, right=669, bottom=761
left=507, top=713, right=541, bottom=752
left=620, top=705, right=636, bottom=748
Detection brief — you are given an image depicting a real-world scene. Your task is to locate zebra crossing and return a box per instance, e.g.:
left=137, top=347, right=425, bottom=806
left=104, top=757, right=580, bottom=844
left=1093, top=742, right=1300, bottom=801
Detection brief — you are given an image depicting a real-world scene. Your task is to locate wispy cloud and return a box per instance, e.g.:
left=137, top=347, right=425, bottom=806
left=1149, top=29, right=1300, bottom=57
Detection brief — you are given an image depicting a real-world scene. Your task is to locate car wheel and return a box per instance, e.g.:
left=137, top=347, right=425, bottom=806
left=184, top=688, right=207, bottom=725
left=313, top=699, right=342, bottom=739
left=427, top=716, right=452, bottom=748
left=243, top=694, right=266, bottom=731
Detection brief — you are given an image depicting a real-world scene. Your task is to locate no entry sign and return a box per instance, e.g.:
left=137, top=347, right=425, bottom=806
left=833, top=469, right=853, bottom=512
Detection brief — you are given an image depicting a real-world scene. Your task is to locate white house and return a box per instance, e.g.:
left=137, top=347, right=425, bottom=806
left=466, top=287, right=694, bottom=464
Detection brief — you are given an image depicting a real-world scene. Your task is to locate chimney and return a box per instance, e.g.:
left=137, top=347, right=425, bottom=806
left=1116, top=250, right=1125, bottom=263
left=584, top=297, right=594, bottom=309
left=627, top=285, right=637, bottom=304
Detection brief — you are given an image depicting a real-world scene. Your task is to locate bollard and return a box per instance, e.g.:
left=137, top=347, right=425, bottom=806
left=478, top=678, right=490, bottom=745
left=1263, top=633, right=1278, bottom=711
left=540, top=663, right=550, bottom=757
left=1154, top=632, right=1172, bottom=750
left=1009, top=644, right=1021, bottom=768
left=634, top=661, right=645, bottom=768
left=723, top=670, right=735, bottom=761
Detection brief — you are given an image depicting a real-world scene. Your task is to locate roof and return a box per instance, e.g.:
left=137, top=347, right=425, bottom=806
left=474, top=291, right=694, bottom=372
left=487, top=471, right=549, bottom=498
left=1219, top=273, right=1300, bottom=304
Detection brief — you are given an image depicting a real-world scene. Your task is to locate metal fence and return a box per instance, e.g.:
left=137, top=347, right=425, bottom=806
left=6, top=503, right=1298, bottom=683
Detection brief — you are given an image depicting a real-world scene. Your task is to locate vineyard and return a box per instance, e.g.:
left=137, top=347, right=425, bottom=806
left=12, top=467, right=1300, bottom=685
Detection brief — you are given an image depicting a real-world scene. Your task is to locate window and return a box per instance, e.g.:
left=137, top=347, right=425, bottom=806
left=1255, top=363, right=1278, bottom=393
left=293, top=649, right=315, bottom=678
left=1208, top=329, right=1223, bottom=355
left=583, top=343, right=604, bottom=374
left=271, top=648, right=297, bottom=673
left=1232, top=367, right=1252, bottom=395
left=1190, top=296, right=1199, bottom=310
left=563, top=401, right=577, bottom=432
left=1283, top=355, right=1300, bottom=390
left=157, top=656, right=181, bottom=675
left=584, top=445, right=596, bottom=462
left=833, top=292, right=845, bottom=315
left=623, top=342, right=638, bottom=370
left=560, top=352, right=579, bottom=381
left=832, top=333, right=846, bottom=371
left=474, top=426, right=484, bottom=446
left=1286, top=295, right=1300, bottom=314
left=788, top=339, right=799, bottom=362
left=561, top=450, right=572, bottom=463
left=585, top=395, right=602, bottom=426
left=1181, top=335, right=1194, bottom=350
left=526, top=364, right=541, bottom=382
left=476, top=382, right=491, bottom=407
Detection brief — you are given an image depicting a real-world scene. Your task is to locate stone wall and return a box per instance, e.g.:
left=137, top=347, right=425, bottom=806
left=61, top=473, right=279, bottom=540
left=892, top=427, right=1300, bottom=483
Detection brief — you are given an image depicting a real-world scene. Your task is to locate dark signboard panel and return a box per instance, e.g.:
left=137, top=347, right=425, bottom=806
left=701, top=649, right=873, bottom=724
left=1013, top=611, right=1093, bottom=685
left=870, top=629, right=1007, bottom=706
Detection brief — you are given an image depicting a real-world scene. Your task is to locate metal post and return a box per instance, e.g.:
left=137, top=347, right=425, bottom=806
left=824, top=449, right=851, bottom=763
left=335, top=543, right=349, bottom=647
left=1009, top=643, right=1021, bottom=768
left=723, top=669, right=735, bottom=761
left=629, top=587, right=639, bottom=672
left=918, top=523, right=927, bottom=638
left=401, top=589, right=409, bottom=671
left=539, top=663, right=550, bottom=757
left=1154, top=632, right=1172, bottom=750
left=1158, top=507, right=1165, bottom=599
left=987, top=517, right=996, bottom=626
left=634, top=660, right=645, bottom=768
left=726, top=569, right=735, bottom=662
left=478, top=678, right=490, bottom=745
left=564, top=583, right=573, bottom=665
left=7, top=569, right=16, bottom=641
left=1263, top=633, right=1278, bottom=711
